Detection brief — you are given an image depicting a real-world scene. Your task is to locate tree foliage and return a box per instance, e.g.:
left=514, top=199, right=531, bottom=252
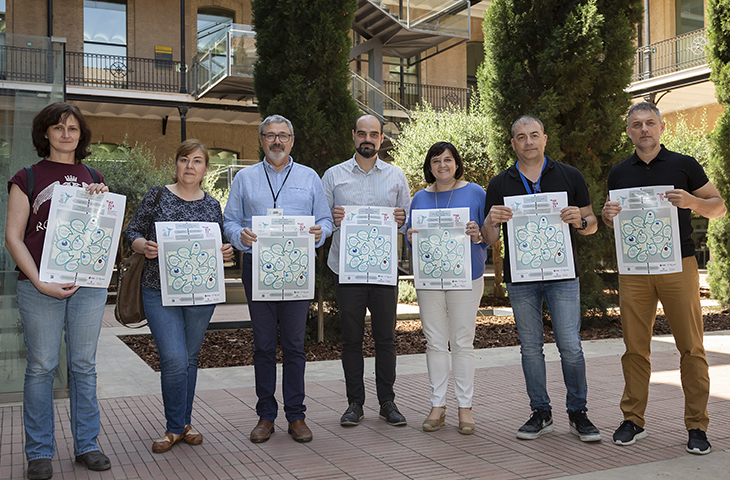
left=707, top=0, right=730, bottom=308
left=478, top=0, right=642, bottom=312
left=663, top=113, right=711, bottom=170
left=390, top=100, right=492, bottom=195
left=252, top=0, right=360, bottom=175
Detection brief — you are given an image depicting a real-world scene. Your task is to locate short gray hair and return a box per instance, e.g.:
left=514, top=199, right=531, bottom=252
left=511, top=115, right=544, bottom=138
left=259, top=114, right=294, bottom=136
left=627, top=102, right=662, bottom=127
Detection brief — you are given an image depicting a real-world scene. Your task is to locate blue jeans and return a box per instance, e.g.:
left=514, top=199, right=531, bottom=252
left=142, top=287, right=216, bottom=434
left=17, top=280, right=106, bottom=461
left=241, top=254, right=308, bottom=422
left=506, top=278, right=588, bottom=413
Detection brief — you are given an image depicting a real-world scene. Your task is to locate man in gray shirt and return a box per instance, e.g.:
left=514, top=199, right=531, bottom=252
left=321, top=114, right=411, bottom=427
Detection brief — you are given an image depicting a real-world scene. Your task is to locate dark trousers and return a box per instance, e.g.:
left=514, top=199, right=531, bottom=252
left=242, top=253, right=309, bottom=422
left=335, top=275, right=398, bottom=406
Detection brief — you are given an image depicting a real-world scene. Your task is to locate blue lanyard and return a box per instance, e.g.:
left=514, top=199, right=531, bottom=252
left=516, top=157, right=547, bottom=194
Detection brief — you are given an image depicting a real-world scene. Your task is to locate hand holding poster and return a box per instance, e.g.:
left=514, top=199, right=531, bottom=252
left=504, top=192, right=575, bottom=282
left=338, top=206, right=398, bottom=286
left=412, top=207, right=471, bottom=290
left=252, top=215, right=315, bottom=300
left=155, top=222, right=225, bottom=306
left=609, top=185, right=682, bottom=274
left=39, top=184, right=126, bottom=287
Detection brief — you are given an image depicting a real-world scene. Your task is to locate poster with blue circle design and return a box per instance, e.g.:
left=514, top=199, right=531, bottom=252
left=609, top=186, right=681, bottom=274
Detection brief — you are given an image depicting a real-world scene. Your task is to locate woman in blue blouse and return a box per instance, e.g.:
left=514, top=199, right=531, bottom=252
left=124, top=140, right=234, bottom=453
left=407, top=142, right=487, bottom=435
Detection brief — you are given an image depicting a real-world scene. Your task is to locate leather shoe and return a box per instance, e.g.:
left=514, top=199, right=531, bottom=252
left=340, top=402, right=364, bottom=426
left=27, top=458, right=53, bottom=480
left=74, top=450, right=111, bottom=471
left=288, top=419, right=313, bottom=442
left=379, top=401, right=407, bottom=426
left=250, top=419, right=275, bottom=443
left=152, top=432, right=182, bottom=453
left=183, top=424, right=204, bottom=445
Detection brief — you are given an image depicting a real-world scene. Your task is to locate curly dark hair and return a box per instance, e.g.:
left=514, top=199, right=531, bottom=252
left=31, top=102, right=92, bottom=164
left=423, top=141, right=464, bottom=184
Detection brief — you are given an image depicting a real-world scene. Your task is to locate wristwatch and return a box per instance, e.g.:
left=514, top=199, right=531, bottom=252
left=577, top=217, right=587, bottom=231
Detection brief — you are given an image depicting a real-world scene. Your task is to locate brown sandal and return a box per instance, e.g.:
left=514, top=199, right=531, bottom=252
left=152, top=432, right=183, bottom=453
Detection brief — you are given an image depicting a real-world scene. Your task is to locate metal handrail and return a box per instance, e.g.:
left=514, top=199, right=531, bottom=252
left=350, top=71, right=411, bottom=119
left=631, top=28, right=708, bottom=82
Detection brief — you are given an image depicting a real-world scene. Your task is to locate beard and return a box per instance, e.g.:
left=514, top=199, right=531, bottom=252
left=267, top=146, right=287, bottom=162
left=356, top=143, right=377, bottom=158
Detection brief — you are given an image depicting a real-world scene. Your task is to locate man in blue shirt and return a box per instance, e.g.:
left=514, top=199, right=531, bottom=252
left=224, top=114, right=334, bottom=444
left=321, top=115, right=411, bottom=427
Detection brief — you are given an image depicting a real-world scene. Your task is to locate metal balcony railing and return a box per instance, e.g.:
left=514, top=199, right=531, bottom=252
left=632, top=28, right=708, bottom=82
left=382, top=80, right=471, bottom=110
left=66, top=51, right=183, bottom=92
left=0, top=43, right=61, bottom=84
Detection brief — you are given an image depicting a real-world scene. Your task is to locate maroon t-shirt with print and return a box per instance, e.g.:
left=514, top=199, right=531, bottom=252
left=7, top=160, right=105, bottom=280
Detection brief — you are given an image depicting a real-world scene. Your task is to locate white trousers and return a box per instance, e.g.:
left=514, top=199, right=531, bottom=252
left=417, top=276, right=483, bottom=408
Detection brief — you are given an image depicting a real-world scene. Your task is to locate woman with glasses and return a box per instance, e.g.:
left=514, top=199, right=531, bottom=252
left=406, top=142, right=487, bottom=435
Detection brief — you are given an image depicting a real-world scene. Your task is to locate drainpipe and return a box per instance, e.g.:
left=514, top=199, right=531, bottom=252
left=180, top=0, right=187, bottom=94
left=47, top=0, right=52, bottom=36
left=643, top=0, right=651, bottom=78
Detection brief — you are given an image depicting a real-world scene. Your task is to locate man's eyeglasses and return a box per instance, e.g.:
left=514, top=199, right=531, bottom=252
left=261, top=133, right=292, bottom=143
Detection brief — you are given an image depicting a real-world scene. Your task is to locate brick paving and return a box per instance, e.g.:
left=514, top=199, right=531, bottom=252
left=4, top=310, right=730, bottom=479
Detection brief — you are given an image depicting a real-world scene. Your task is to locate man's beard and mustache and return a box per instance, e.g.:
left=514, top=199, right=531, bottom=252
left=356, top=142, right=378, bottom=158
left=267, top=144, right=287, bottom=161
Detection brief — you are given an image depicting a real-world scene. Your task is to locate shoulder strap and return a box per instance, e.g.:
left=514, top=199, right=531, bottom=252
left=145, top=186, right=165, bottom=239
left=85, top=164, right=100, bottom=183
left=24, top=166, right=34, bottom=207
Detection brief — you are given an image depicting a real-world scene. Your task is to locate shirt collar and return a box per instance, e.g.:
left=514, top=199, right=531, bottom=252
left=263, top=156, right=293, bottom=173
left=349, top=154, right=384, bottom=174
left=507, top=156, right=555, bottom=179
left=629, top=145, right=668, bottom=165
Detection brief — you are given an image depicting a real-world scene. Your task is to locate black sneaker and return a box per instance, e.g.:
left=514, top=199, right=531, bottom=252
left=379, top=401, right=407, bottom=426
left=613, top=420, right=647, bottom=445
left=568, top=410, right=602, bottom=442
left=340, top=402, right=364, bottom=426
left=516, top=409, right=553, bottom=440
left=27, top=458, right=53, bottom=480
left=686, top=428, right=711, bottom=455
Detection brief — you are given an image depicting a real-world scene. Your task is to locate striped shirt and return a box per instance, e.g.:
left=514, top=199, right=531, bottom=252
left=321, top=155, right=411, bottom=275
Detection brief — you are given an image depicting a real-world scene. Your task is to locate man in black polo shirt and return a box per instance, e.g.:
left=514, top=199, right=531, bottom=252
left=482, top=115, right=601, bottom=442
left=602, top=102, right=726, bottom=454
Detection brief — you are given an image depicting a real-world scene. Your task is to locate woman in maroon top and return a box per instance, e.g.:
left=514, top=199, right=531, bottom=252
left=6, top=103, right=111, bottom=480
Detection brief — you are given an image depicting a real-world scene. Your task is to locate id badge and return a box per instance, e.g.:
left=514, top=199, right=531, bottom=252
left=267, top=208, right=284, bottom=216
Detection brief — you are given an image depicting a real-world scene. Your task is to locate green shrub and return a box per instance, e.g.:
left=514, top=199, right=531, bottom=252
left=397, top=280, right=418, bottom=304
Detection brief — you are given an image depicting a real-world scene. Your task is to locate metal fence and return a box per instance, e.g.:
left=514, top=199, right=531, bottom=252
left=0, top=43, right=61, bottom=83
left=66, top=51, right=183, bottom=92
left=382, top=80, right=472, bottom=110
left=632, top=28, right=708, bottom=82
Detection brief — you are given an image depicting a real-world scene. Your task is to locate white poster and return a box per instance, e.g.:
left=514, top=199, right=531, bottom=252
left=609, top=185, right=682, bottom=275
left=155, top=222, right=225, bottom=306
left=252, top=215, right=315, bottom=301
left=338, top=206, right=399, bottom=286
left=412, top=207, right=472, bottom=290
left=39, top=184, right=126, bottom=287
left=505, top=192, right=575, bottom=282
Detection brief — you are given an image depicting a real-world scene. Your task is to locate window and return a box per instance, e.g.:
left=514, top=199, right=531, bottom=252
left=0, top=0, right=6, bottom=34
left=198, top=7, right=234, bottom=53
left=676, top=0, right=704, bottom=35
left=84, top=0, right=127, bottom=57
left=207, top=148, right=241, bottom=190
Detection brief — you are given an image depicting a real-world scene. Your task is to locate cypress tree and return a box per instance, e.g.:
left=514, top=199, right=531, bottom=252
left=707, top=0, right=730, bottom=308
left=252, top=0, right=360, bottom=174
left=478, top=0, right=642, bottom=311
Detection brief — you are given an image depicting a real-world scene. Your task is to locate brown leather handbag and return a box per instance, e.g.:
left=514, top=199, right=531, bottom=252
left=114, top=186, right=163, bottom=327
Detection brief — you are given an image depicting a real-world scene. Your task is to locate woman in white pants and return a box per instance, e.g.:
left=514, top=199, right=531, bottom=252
left=407, top=142, right=487, bottom=434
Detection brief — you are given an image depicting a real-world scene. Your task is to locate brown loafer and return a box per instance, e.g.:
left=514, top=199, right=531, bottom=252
left=250, top=419, right=275, bottom=443
left=183, top=424, right=203, bottom=445
left=152, top=432, right=183, bottom=453
left=288, top=419, right=313, bottom=443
